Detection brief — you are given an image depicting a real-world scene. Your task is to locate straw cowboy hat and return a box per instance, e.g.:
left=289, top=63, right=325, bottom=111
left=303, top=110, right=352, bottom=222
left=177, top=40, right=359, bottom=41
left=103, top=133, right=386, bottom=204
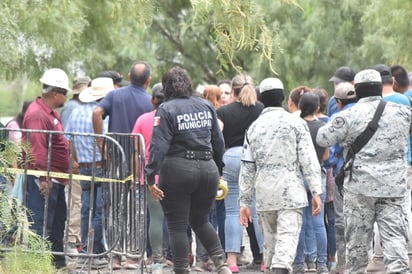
left=79, top=77, right=114, bottom=103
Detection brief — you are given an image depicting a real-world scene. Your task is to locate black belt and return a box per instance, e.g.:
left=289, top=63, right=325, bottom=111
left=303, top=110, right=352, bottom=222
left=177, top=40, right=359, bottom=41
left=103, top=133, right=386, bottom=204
left=173, top=150, right=213, bottom=160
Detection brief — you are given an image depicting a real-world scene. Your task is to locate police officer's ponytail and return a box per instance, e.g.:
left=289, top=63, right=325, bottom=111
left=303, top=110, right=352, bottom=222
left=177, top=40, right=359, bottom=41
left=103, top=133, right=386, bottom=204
left=162, top=66, right=193, bottom=100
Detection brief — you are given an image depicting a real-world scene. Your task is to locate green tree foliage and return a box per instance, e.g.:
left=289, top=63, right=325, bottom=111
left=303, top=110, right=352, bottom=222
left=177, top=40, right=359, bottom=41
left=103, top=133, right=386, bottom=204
left=1, top=0, right=412, bottom=115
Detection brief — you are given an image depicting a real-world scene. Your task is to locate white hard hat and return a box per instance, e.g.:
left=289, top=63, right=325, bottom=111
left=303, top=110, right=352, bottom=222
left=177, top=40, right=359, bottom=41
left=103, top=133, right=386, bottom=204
left=40, top=68, right=70, bottom=91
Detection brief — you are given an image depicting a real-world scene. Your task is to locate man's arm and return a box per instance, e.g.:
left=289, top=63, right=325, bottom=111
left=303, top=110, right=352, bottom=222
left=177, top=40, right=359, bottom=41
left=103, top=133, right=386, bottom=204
left=92, top=106, right=105, bottom=150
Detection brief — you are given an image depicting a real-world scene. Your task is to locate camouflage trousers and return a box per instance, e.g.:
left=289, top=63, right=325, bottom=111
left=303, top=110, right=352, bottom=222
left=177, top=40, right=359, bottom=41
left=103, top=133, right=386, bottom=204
left=344, top=190, right=409, bottom=273
left=258, top=209, right=302, bottom=272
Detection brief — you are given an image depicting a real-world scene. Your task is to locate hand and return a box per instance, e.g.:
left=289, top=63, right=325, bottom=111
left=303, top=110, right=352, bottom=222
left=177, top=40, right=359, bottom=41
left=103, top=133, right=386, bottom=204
left=73, top=161, right=80, bottom=174
left=149, top=184, right=164, bottom=200
left=239, top=207, right=252, bottom=227
left=96, top=137, right=104, bottom=152
left=40, top=180, right=53, bottom=198
left=311, top=195, right=322, bottom=216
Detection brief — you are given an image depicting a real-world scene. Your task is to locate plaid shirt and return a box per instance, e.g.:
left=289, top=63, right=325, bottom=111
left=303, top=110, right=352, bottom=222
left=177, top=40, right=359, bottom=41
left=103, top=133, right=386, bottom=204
left=65, top=102, right=108, bottom=163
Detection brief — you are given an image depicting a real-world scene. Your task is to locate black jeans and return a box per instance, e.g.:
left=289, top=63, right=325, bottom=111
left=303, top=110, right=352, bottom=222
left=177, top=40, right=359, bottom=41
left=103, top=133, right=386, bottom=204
left=159, top=156, right=224, bottom=271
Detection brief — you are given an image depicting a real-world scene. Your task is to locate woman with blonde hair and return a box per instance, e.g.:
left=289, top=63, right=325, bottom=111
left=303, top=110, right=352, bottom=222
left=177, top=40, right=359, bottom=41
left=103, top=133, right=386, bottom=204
left=216, top=73, right=264, bottom=272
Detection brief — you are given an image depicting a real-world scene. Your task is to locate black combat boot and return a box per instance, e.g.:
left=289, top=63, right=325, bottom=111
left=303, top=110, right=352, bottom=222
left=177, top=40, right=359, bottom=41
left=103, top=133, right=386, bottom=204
left=173, top=267, right=189, bottom=274
left=211, top=254, right=232, bottom=274
left=272, top=267, right=289, bottom=274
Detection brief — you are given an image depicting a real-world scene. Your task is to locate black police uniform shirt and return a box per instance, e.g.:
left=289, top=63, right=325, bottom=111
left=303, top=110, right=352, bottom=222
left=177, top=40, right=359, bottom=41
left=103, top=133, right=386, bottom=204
left=145, top=95, right=225, bottom=184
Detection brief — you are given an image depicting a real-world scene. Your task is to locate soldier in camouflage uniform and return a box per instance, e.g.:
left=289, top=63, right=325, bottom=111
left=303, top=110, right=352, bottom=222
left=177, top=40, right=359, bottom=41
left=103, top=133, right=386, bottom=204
left=239, top=77, right=323, bottom=274
left=317, top=69, right=411, bottom=273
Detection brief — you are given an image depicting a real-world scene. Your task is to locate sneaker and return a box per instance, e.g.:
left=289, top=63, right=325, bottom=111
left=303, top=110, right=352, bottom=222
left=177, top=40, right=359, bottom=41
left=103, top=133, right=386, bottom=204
left=317, top=264, right=329, bottom=274
left=366, top=256, right=384, bottom=272
left=240, top=261, right=259, bottom=271
left=293, top=264, right=305, bottom=274
left=65, top=242, right=79, bottom=255
left=305, top=261, right=316, bottom=272
left=236, top=253, right=250, bottom=266
left=193, top=260, right=213, bottom=272
left=151, top=263, right=164, bottom=274
left=76, top=257, right=107, bottom=269
left=92, top=257, right=108, bottom=269
left=328, top=261, right=337, bottom=271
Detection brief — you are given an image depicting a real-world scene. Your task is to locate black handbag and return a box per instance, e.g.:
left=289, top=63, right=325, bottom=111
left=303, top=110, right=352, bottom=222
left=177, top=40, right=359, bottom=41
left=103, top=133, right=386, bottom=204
left=335, top=100, right=387, bottom=196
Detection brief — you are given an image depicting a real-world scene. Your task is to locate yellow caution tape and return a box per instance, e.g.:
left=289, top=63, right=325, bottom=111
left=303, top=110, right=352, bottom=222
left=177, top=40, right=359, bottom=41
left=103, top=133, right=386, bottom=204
left=216, top=178, right=228, bottom=200
left=2, top=167, right=134, bottom=184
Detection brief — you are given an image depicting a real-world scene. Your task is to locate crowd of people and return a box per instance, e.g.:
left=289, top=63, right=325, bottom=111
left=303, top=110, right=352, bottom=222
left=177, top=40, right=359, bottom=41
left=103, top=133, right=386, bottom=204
left=5, top=61, right=412, bottom=274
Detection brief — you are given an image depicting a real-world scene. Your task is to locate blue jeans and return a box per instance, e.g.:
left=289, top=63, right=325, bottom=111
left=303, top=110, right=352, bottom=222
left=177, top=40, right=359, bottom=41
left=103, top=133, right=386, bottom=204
left=146, top=187, right=165, bottom=263
left=294, top=176, right=327, bottom=267
left=223, top=147, right=243, bottom=253
left=80, top=167, right=103, bottom=254
left=324, top=201, right=336, bottom=259
left=25, top=175, right=66, bottom=262
left=210, top=200, right=225, bottom=250
left=223, top=146, right=264, bottom=253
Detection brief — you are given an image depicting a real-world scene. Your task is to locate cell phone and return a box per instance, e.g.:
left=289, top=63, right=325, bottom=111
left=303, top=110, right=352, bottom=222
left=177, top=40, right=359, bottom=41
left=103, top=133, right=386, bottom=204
left=34, top=177, right=41, bottom=190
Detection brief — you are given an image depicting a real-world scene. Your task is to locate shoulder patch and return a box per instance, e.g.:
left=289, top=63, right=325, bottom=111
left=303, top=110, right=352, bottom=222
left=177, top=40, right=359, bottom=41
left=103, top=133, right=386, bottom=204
left=153, top=116, right=161, bottom=127
left=332, top=117, right=345, bottom=129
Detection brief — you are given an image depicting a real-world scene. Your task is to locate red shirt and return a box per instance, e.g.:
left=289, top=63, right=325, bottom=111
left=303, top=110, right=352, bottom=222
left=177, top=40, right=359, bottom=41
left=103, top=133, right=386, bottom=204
left=22, top=97, right=70, bottom=183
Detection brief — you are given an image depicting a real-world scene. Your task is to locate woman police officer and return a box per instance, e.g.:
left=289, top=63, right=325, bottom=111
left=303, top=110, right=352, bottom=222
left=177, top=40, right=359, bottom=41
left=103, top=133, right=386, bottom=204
left=145, top=66, right=231, bottom=274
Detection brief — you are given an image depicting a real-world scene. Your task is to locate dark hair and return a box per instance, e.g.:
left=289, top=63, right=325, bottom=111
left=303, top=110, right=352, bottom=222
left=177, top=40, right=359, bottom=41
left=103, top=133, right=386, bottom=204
left=311, top=88, right=329, bottom=114
left=391, top=65, right=409, bottom=89
left=217, top=79, right=231, bottom=87
left=299, top=92, right=320, bottom=119
left=162, top=66, right=193, bottom=100
left=289, top=86, right=312, bottom=107
left=260, top=90, right=284, bottom=108
left=355, top=82, right=383, bottom=100
left=336, top=97, right=357, bottom=106
left=129, top=61, right=151, bottom=86
left=16, top=101, right=32, bottom=127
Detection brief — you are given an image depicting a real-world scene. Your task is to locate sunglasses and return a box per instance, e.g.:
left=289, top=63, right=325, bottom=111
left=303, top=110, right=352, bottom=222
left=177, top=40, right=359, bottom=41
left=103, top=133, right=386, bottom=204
left=54, top=88, right=68, bottom=96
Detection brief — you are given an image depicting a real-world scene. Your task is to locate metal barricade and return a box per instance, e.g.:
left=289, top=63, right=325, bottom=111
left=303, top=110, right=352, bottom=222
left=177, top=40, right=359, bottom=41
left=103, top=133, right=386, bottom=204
left=0, top=128, right=147, bottom=273
left=104, top=133, right=147, bottom=265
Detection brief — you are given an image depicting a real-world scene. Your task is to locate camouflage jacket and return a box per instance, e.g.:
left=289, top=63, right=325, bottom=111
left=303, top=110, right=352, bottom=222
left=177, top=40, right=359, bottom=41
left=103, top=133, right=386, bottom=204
left=317, top=96, right=412, bottom=197
left=239, top=107, right=322, bottom=211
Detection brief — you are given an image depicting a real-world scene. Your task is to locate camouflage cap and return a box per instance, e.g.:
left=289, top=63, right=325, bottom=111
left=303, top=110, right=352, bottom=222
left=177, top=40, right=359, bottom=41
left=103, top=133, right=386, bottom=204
left=354, top=69, right=382, bottom=85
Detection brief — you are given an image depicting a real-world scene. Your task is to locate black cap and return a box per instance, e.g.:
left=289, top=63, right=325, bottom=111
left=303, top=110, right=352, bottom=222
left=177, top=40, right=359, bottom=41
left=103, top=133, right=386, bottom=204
left=329, top=66, right=356, bottom=83
left=373, top=64, right=393, bottom=84
left=98, top=70, right=129, bottom=87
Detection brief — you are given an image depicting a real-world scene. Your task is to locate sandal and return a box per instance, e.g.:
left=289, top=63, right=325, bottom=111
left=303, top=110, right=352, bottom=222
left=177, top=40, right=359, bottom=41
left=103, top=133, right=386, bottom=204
left=112, top=257, right=122, bottom=270
left=124, top=259, right=139, bottom=269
